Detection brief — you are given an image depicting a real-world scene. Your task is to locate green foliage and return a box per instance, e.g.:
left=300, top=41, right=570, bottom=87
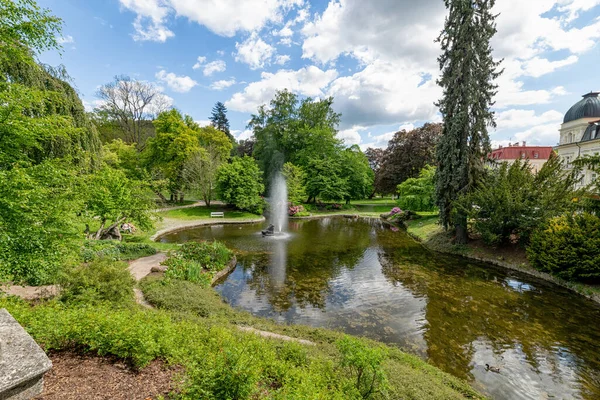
left=374, top=123, right=442, bottom=195
left=435, top=0, right=502, bottom=243
left=282, top=162, right=306, bottom=204
left=337, top=336, right=389, bottom=399
left=340, top=145, right=374, bottom=203
left=456, top=157, right=580, bottom=245
left=216, top=156, right=265, bottom=214
left=528, top=213, right=600, bottom=281
left=209, top=101, right=233, bottom=143
left=163, top=241, right=232, bottom=286
left=305, top=157, right=348, bottom=202
left=397, top=165, right=437, bottom=212
left=0, top=162, right=80, bottom=284
left=59, top=258, right=135, bottom=305
left=81, top=241, right=156, bottom=262
left=84, top=167, right=155, bottom=237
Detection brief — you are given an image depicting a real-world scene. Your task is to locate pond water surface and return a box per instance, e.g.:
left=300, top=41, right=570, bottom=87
left=160, top=217, right=600, bottom=400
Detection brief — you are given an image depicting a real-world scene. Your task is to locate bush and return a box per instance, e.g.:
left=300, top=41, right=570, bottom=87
left=528, top=213, right=600, bottom=281
left=81, top=241, right=157, bottom=262
left=216, top=156, right=265, bottom=214
left=163, top=241, right=232, bottom=286
left=337, top=336, right=389, bottom=399
left=59, top=258, right=135, bottom=305
left=456, top=157, right=580, bottom=246
left=288, top=204, right=305, bottom=216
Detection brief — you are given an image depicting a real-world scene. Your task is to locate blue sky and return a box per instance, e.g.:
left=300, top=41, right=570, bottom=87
left=37, top=0, right=600, bottom=149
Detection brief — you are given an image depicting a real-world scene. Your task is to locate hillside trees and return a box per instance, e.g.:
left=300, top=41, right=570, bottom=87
left=435, top=0, right=502, bottom=244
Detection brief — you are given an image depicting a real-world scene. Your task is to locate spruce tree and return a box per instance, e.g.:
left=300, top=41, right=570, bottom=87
left=435, top=0, right=502, bottom=244
left=209, top=101, right=234, bottom=143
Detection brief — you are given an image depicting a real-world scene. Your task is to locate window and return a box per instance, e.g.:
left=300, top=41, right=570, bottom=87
left=534, top=152, right=539, bottom=159
left=521, top=152, right=526, bottom=159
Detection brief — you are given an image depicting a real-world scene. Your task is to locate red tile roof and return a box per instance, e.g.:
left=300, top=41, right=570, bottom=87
left=488, top=146, right=554, bottom=161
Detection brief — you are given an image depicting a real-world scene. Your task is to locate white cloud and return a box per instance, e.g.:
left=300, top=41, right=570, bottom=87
left=58, top=35, right=74, bottom=44
left=279, top=37, right=293, bottom=46
left=275, top=55, right=291, bottom=65
left=521, top=56, right=579, bottom=78
left=495, top=109, right=563, bottom=131
left=119, top=0, right=305, bottom=41
left=155, top=70, right=198, bottom=92
left=512, top=123, right=562, bottom=146
left=195, top=119, right=212, bottom=127
left=232, top=129, right=254, bottom=141
left=210, top=79, right=236, bottom=90
left=226, top=66, right=338, bottom=112
left=235, top=32, right=275, bottom=69
left=338, top=126, right=363, bottom=145
left=203, top=60, right=226, bottom=76
left=192, top=56, right=207, bottom=69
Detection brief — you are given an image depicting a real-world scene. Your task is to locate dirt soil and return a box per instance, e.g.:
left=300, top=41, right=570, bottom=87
left=35, top=352, right=183, bottom=400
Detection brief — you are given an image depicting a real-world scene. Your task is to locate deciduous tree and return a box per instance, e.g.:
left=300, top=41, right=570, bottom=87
left=216, top=156, right=264, bottom=214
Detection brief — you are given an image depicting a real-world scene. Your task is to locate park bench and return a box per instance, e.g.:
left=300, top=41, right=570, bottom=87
left=210, top=212, right=224, bottom=218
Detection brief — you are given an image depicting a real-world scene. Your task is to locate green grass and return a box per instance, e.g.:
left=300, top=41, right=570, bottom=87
left=0, top=277, right=484, bottom=399
left=160, top=205, right=258, bottom=220
left=405, top=214, right=442, bottom=241
left=350, top=198, right=396, bottom=205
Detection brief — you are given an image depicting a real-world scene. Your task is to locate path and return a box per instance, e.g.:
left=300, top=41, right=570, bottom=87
left=0, top=284, right=59, bottom=300
left=150, top=216, right=265, bottom=241
left=237, top=326, right=314, bottom=346
left=128, top=253, right=167, bottom=281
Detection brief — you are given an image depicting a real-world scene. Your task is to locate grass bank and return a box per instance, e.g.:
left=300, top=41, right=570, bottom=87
left=405, top=215, right=600, bottom=303
left=0, top=276, right=484, bottom=399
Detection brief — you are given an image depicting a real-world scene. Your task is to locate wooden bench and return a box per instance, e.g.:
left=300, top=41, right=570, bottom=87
left=210, top=212, right=224, bottom=218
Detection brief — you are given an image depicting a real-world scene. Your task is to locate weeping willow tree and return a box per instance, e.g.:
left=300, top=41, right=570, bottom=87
left=0, top=0, right=101, bottom=171
left=434, top=0, right=502, bottom=244
left=0, top=0, right=102, bottom=284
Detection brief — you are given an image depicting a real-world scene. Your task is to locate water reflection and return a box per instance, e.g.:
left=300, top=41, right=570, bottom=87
left=160, top=217, right=600, bottom=400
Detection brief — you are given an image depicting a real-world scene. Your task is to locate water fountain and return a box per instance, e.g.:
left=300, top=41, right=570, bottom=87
left=268, top=171, right=288, bottom=235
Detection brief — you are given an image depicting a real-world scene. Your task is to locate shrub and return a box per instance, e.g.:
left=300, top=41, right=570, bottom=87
left=81, top=241, right=156, bottom=262
left=528, top=213, right=600, bottom=281
left=288, top=204, right=305, bottom=216
left=163, top=241, right=232, bottom=286
left=456, top=157, right=580, bottom=246
left=59, top=258, right=135, bottom=305
left=337, top=336, right=389, bottom=399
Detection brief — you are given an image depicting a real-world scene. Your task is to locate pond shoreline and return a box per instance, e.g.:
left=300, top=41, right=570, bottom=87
left=150, top=216, right=265, bottom=241
left=406, top=228, right=600, bottom=306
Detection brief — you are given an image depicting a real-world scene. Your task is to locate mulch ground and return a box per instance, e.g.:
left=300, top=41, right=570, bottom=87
left=35, top=352, right=183, bottom=400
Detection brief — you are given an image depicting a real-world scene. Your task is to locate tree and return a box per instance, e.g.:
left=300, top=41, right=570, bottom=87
left=374, top=123, right=442, bottom=195
left=282, top=162, right=306, bottom=205
left=249, top=90, right=341, bottom=184
left=304, top=158, right=348, bottom=202
left=183, top=126, right=232, bottom=206
left=435, top=0, right=502, bottom=244
left=397, top=165, right=437, bottom=212
left=216, top=156, right=264, bottom=214
left=83, top=167, right=155, bottom=240
left=209, top=101, right=233, bottom=143
left=143, top=109, right=201, bottom=202
left=455, top=157, right=580, bottom=246
left=0, top=162, right=80, bottom=285
left=364, top=148, right=385, bottom=197
left=340, top=145, right=374, bottom=204
left=95, top=75, right=171, bottom=149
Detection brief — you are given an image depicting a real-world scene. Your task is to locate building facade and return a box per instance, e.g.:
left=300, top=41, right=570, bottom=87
left=489, top=143, right=554, bottom=172
left=555, top=92, right=600, bottom=188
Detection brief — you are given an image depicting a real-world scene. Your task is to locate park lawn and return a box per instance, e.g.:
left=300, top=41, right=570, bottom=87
left=159, top=205, right=259, bottom=220
left=351, top=198, right=396, bottom=205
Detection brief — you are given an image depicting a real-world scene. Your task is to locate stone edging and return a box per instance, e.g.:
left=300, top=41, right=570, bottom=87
left=406, top=231, right=600, bottom=305
left=211, top=256, right=237, bottom=286
left=150, top=217, right=265, bottom=241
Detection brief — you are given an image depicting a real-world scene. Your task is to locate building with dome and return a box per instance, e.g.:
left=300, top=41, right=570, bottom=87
left=556, top=92, right=600, bottom=187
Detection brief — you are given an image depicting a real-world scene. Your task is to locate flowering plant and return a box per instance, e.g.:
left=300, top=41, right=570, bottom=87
left=288, top=204, right=305, bottom=216
left=390, top=207, right=403, bottom=215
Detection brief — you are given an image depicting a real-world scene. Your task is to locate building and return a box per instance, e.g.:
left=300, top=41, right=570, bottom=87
left=555, top=91, right=600, bottom=187
left=488, top=142, right=554, bottom=172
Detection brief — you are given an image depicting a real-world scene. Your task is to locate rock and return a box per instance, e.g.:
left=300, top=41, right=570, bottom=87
left=150, top=265, right=168, bottom=273
left=0, top=309, right=52, bottom=400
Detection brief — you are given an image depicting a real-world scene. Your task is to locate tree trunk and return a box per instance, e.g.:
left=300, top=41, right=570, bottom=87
left=99, top=218, right=126, bottom=241
left=170, top=193, right=174, bottom=202
left=179, top=192, right=184, bottom=203
left=94, top=219, right=106, bottom=240
left=369, top=191, right=376, bottom=199
left=454, top=213, right=468, bottom=244
left=155, top=191, right=168, bottom=205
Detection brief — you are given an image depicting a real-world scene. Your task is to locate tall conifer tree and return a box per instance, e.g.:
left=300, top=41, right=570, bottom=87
left=209, top=101, right=233, bottom=143
left=435, top=0, right=502, bottom=244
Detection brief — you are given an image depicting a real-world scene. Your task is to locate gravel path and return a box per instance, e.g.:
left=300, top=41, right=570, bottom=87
left=128, top=253, right=168, bottom=281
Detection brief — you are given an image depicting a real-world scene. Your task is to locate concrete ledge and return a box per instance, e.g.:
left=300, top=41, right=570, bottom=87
left=0, top=309, right=52, bottom=400
left=211, top=256, right=238, bottom=286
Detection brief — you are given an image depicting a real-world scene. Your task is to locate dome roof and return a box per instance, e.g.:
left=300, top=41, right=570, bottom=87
left=563, top=92, right=600, bottom=123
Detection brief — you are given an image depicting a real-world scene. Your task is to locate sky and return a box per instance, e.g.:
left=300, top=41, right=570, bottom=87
left=37, top=0, right=600, bottom=150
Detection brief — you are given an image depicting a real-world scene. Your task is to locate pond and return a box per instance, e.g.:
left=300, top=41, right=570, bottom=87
left=160, top=217, right=600, bottom=400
